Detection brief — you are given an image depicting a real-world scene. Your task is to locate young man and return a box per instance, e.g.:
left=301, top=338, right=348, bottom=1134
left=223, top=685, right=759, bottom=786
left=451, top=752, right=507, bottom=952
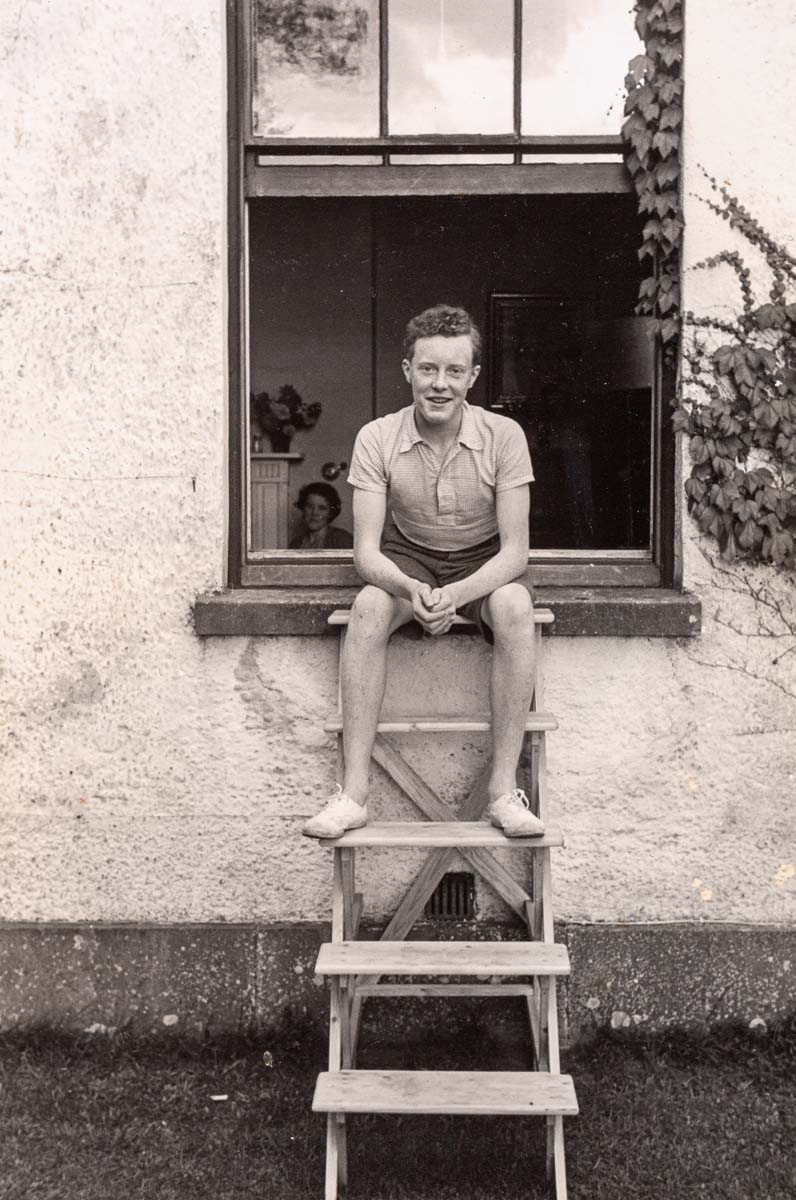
left=303, top=304, right=544, bottom=840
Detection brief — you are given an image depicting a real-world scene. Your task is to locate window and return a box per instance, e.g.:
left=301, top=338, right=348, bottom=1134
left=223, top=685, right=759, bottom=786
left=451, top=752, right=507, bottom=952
left=229, top=1, right=675, bottom=589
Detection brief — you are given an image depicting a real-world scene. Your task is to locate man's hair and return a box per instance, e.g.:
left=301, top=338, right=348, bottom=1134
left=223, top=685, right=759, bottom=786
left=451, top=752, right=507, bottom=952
left=402, top=305, right=482, bottom=367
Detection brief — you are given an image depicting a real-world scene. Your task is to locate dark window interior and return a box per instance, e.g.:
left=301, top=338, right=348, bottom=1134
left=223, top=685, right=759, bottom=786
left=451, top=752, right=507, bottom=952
left=248, top=192, right=652, bottom=552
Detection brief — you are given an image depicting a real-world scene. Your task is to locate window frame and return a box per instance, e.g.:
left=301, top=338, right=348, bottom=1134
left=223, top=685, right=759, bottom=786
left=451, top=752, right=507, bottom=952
left=227, top=0, right=678, bottom=591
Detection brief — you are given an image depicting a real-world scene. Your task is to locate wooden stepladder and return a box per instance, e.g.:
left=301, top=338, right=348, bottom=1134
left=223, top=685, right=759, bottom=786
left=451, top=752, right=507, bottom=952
left=311, top=608, right=577, bottom=1199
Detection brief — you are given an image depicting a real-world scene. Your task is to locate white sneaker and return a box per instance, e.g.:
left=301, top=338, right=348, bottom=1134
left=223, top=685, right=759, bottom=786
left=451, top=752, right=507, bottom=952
left=487, top=789, right=545, bottom=838
left=302, top=786, right=368, bottom=839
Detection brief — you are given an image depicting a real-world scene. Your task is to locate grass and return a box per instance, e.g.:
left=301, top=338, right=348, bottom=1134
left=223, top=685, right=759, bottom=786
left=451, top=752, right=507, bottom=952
left=1, top=1014, right=795, bottom=1199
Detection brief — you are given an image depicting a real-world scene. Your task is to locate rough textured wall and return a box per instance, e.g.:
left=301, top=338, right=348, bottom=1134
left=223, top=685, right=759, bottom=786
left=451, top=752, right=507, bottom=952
left=1, top=2, right=794, bottom=930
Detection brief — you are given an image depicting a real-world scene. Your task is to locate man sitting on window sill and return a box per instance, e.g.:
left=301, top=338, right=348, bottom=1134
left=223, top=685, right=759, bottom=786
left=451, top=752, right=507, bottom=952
left=303, top=304, right=543, bottom=840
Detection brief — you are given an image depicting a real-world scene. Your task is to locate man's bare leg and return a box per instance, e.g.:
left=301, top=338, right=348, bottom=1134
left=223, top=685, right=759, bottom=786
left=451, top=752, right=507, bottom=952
left=340, top=585, right=414, bottom=804
left=482, top=582, right=543, bottom=835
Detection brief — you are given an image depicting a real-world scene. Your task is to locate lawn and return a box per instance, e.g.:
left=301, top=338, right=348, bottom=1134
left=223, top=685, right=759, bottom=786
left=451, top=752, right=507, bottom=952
left=1, top=1015, right=794, bottom=1199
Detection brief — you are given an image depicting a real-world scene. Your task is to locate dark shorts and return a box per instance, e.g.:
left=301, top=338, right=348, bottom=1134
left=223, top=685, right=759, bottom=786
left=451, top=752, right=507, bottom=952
left=380, top=520, right=534, bottom=643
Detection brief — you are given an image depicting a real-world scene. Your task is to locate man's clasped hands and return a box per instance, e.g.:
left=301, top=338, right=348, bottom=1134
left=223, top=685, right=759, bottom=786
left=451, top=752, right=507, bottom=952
left=410, top=583, right=458, bottom=636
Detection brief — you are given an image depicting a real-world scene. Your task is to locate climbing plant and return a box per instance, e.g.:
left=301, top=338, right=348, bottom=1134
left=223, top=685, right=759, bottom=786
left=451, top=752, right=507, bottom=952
left=678, top=183, right=796, bottom=566
left=622, top=0, right=684, bottom=346
left=623, top=0, right=796, bottom=568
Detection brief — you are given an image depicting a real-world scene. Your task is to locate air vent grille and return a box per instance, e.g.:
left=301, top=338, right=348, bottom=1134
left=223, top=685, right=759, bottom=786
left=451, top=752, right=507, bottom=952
left=424, top=872, right=475, bottom=920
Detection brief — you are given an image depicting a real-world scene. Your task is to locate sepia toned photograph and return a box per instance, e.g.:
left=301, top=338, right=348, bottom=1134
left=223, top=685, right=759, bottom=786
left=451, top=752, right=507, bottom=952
left=2, top=3, right=795, bottom=1198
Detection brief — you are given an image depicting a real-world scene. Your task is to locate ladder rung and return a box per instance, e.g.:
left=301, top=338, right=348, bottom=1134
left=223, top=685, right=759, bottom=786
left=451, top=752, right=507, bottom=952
left=320, top=821, right=564, bottom=848
left=316, top=940, right=569, bottom=978
left=327, top=607, right=554, bottom=627
left=323, top=711, right=558, bottom=734
left=313, top=1069, right=578, bottom=1116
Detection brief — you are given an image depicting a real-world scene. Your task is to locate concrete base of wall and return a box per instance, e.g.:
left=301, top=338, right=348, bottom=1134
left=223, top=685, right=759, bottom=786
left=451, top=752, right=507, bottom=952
left=1, top=921, right=793, bottom=1045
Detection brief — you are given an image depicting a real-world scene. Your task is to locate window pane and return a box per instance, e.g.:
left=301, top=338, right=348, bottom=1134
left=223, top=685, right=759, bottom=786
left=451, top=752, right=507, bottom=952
left=252, top=0, right=380, bottom=137
left=492, top=299, right=653, bottom=549
left=248, top=199, right=372, bottom=550
left=257, top=154, right=383, bottom=165
left=522, top=0, right=643, bottom=135
left=389, top=0, right=514, bottom=135
left=388, top=153, right=514, bottom=164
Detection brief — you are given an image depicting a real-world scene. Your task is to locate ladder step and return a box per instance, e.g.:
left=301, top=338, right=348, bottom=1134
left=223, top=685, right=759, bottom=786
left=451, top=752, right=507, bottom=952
left=316, top=940, right=570, bottom=978
left=320, top=821, right=564, bottom=848
left=328, top=607, right=554, bottom=627
left=313, top=1070, right=578, bottom=1116
left=323, top=711, right=558, bottom=734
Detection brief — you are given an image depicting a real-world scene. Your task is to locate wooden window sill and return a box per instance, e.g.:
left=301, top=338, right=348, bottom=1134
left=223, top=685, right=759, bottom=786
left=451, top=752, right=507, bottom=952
left=193, top=588, right=701, bottom=638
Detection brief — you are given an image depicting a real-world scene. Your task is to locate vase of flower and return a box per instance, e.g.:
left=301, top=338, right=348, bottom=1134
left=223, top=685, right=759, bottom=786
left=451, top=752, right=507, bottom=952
left=250, top=384, right=322, bottom=454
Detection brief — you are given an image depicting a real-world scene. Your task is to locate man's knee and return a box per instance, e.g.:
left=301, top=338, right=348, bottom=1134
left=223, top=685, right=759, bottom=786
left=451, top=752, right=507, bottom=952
left=484, top=582, right=534, bottom=635
left=350, top=585, right=400, bottom=634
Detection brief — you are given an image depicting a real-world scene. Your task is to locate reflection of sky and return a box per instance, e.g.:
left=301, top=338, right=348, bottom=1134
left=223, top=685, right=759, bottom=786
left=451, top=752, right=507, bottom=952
left=254, top=0, right=642, bottom=140
left=522, top=0, right=643, bottom=134
left=389, top=0, right=514, bottom=135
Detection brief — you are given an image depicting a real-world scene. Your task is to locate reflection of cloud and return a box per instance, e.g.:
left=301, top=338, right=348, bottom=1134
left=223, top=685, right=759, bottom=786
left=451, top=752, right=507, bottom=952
left=522, top=1, right=643, bottom=134
left=523, top=0, right=595, bottom=78
left=390, top=1, right=513, bottom=134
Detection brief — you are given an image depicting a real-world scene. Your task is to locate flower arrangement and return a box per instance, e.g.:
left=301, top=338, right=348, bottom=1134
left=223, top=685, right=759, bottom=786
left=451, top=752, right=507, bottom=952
left=250, top=385, right=322, bottom=452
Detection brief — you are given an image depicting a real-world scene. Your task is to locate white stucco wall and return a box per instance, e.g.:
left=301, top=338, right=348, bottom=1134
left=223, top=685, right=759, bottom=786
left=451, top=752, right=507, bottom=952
left=1, top=1, right=794, bottom=929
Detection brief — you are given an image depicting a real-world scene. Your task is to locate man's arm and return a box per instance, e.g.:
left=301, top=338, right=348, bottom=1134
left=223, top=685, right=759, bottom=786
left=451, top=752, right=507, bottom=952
left=352, top=489, right=448, bottom=630
left=436, top=484, right=531, bottom=614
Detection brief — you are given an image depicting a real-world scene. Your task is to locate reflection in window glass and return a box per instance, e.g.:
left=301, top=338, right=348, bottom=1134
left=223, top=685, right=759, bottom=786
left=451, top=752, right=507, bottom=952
left=388, top=153, right=514, bottom=164
left=389, top=0, right=514, bottom=135
left=520, top=154, right=624, bottom=164
left=252, top=0, right=380, bottom=137
left=257, top=154, right=383, bottom=165
left=522, top=0, right=643, bottom=135
left=492, top=299, right=653, bottom=549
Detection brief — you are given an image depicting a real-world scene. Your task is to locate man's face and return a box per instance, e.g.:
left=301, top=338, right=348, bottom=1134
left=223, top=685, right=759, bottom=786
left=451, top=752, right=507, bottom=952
left=402, top=334, right=481, bottom=431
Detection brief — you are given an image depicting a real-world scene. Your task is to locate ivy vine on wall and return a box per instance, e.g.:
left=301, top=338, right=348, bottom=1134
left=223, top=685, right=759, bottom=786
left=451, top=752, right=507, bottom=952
left=623, top=0, right=796, bottom=569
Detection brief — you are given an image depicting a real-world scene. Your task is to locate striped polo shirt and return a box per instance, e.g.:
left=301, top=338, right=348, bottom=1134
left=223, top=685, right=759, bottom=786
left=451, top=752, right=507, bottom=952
left=347, top=402, right=534, bottom=551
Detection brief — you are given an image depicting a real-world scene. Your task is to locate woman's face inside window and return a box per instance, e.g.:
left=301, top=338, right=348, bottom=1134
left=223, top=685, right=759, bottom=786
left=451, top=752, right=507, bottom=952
left=302, top=492, right=332, bottom=532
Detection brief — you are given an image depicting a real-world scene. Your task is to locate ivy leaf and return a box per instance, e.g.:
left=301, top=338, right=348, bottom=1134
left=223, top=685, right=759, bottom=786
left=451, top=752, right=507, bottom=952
left=659, top=43, right=683, bottom=67
left=631, top=128, right=653, bottom=162
left=654, top=190, right=678, bottom=216
left=753, top=304, right=786, bottom=329
left=661, top=0, right=680, bottom=13
left=711, top=479, right=741, bottom=510
left=657, top=78, right=683, bottom=104
left=737, top=518, right=763, bottom=549
left=684, top=476, right=705, bottom=503
left=699, top=506, right=723, bottom=539
left=690, top=435, right=709, bottom=464
left=747, top=468, right=774, bottom=489
left=626, top=53, right=655, bottom=84
left=732, top=361, right=756, bottom=388
left=733, top=498, right=759, bottom=522
left=764, top=529, right=795, bottom=564
left=638, top=240, right=658, bottom=261
left=774, top=433, right=796, bottom=461
left=757, top=348, right=778, bottom=371
left=659, top=104, right=683, bottom=131
left=625, top=150, right=642, bottom=176
left=652, top=130, right=679, bottom=158
left=660, top=216, right=684, bottom=244
left=660, top=317, right=680, bottom=343
left=714, top=346, right=735, bottom=375
left=652, top=159, right=680, bottom=188
left=672, top=408, right=692, bottom=433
